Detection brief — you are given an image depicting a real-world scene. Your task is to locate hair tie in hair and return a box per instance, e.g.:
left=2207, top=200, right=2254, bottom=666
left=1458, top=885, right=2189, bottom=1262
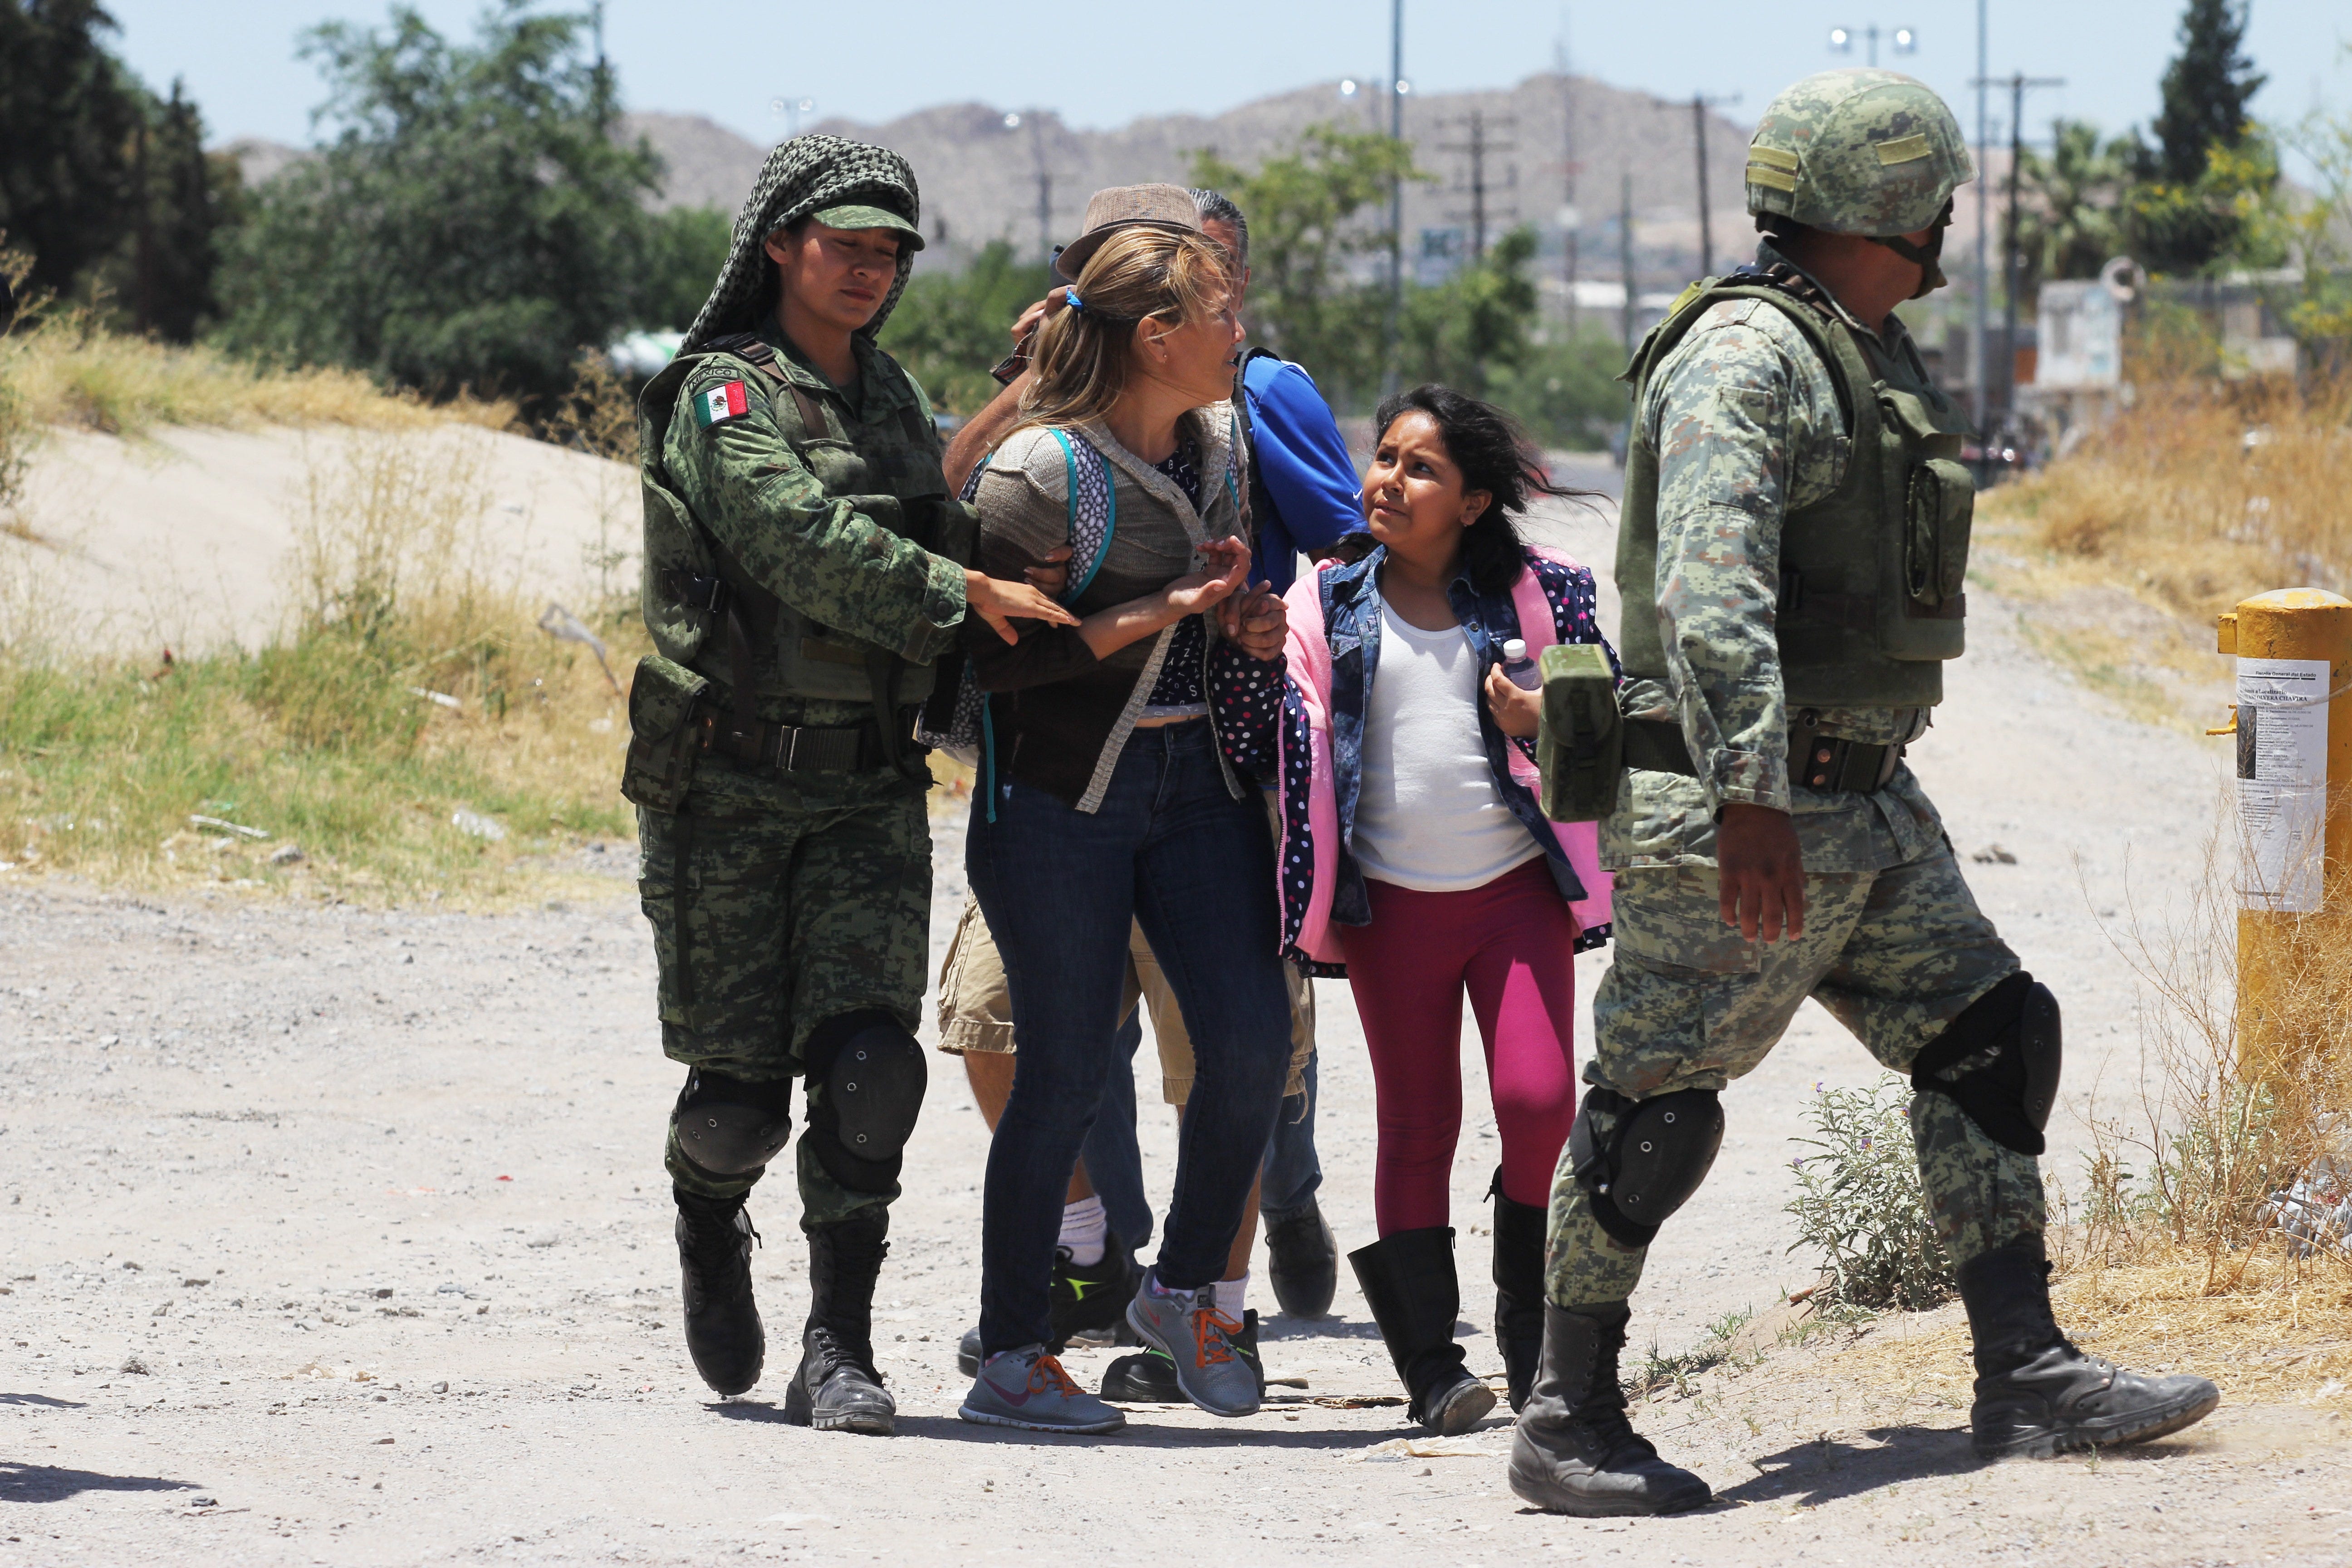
left=1064, top=289, right=1085, bottom=314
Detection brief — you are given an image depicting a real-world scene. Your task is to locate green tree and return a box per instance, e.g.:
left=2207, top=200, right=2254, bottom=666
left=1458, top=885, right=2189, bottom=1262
left=1191, top=125, right=1423, bottom=410
left=878, top=239, right=1054, bottom=417
left=103, top=82, right=244, bottom=342
left=1397, top=225, right=1541, bottom=399
left=217, top=1, right=660, bottom=406
left=1485, top=331, right=1630, bottom=451
left=2016, top=119, right=2128, bottom=289
left=2152, top=0, right=2265, bottom=186
left=637, top=205, right=731, bottom=334
left=0, top=0, right=146, bottom=299
left=2126, top=0, right=2274, bottom=274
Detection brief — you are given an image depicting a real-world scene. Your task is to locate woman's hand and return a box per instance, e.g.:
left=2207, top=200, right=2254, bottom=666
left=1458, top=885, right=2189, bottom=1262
left=1218, top=582, right=1286, bottom=661
left=1483, top=664, right=1542, bottom=739
left=1025, top=544, right=1073, bottom=599
left=1161, top=536, right=1252, bottom=617
left=965, top=571, right=1081, bottom=645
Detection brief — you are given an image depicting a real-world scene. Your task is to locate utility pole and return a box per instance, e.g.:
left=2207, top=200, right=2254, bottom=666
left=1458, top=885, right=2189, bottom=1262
left=1030, top=116, right=1054, bottom=264
left=1971, top=70, right=2063, bottom=433
left=1385, top=0, right=1406, bottom=396
left=1619, top=172, right=1636, bottom=356
left=1557, top=23, right=1580, bottom=340
left=589, top=0, right=611, bottom=132
left=1688, top=93, right=1740, bottom=279
left=1438, top=110, right=1517, bottom=263
left=1971, top=0, right=1988, bottom=434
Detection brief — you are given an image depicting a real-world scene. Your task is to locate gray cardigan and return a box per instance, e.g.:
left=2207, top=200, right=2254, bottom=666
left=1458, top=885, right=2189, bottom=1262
left=970, top=403, right=1251, bottom=812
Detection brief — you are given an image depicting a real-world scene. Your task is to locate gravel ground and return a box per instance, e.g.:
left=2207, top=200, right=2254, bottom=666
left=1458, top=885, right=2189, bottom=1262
left=6, top=536, right=2333, bottom=1563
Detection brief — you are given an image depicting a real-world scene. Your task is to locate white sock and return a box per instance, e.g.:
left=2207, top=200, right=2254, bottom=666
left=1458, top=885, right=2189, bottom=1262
left=1058, top=1196, right=1107, bottom=1266
left=1213, top=1272, right=1250, bottom=1321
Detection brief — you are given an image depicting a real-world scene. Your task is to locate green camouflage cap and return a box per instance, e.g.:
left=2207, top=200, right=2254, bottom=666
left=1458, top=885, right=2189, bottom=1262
left=1745, top=69, right=1973, bottom=236
left=806, top=202, right=926, bottom=250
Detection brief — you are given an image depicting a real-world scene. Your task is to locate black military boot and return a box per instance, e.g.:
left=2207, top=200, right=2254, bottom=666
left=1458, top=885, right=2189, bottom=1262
left=1508, top=1302, right=1712, bottom=1517
left=783, top=1206, right=896, bottom=1436
left=674, top=1187, right=764, bottom=1396
left=1264, top=1200, right=1338, bottom=1318
left=1489, top=1172, right=1547, bottom=1413
left=1349, top=1229, right=1497, bottom=1436
left=1959, top=1236, right=2220, bottom=1458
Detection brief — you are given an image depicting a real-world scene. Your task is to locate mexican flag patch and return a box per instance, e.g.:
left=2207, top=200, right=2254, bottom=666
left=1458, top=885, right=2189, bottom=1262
left=692, top=379, right=751, bottom=429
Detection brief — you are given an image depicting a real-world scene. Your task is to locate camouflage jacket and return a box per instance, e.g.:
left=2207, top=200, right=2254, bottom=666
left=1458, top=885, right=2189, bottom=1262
left=662, top=319, right=968, bottom=729
left=1604, top=241, right=1940, bottom=874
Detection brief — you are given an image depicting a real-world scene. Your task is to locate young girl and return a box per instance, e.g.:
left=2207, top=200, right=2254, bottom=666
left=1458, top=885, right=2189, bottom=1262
left=1276, top=385, right=1615, bottom=1434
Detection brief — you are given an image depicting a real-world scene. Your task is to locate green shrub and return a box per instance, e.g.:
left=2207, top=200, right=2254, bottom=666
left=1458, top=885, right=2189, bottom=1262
left=1786, top=1075, right=1956, bottom=1312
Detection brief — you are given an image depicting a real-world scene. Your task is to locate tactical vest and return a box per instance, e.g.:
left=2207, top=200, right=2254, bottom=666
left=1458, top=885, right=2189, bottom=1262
left=1616, top=265, right=1975, bottom=710
left=636, top=333, right=975, bottom=714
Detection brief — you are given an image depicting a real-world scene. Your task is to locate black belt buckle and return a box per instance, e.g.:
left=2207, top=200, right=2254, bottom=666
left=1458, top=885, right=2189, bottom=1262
left=779, top=726, right=864, bottom=774
left=1794, top=733, right=1899, bottom=793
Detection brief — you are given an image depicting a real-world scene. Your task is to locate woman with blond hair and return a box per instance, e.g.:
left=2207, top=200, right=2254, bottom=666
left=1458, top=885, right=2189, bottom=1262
left=953, top=196, right=1294, bottom=1436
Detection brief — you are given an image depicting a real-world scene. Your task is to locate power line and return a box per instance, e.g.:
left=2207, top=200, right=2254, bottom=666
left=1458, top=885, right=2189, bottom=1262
left=1436, top=110, right=1518, bottom=262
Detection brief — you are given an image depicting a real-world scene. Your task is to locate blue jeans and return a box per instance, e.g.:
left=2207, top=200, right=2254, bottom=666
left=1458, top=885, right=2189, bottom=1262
left=1080, top=1009, right=1153, bottom=1251
left=968, top=721, right=1293, bottom=1356
left=1260, top=1052, right=1324, bottom=1220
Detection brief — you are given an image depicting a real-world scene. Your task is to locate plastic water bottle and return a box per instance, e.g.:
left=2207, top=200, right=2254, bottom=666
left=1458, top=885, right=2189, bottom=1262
left=1499, top=638, right=1542, bottom=691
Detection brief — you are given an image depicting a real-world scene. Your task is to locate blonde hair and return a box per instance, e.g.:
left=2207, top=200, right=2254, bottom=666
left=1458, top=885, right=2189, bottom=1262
left=1015, top=226, right=1234, bottom=435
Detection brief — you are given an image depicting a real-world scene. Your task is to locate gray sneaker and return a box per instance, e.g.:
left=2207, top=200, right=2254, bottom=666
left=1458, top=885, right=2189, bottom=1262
left=958, top=1346, right=1127, bottom=1435
left=1124, top=1269, right=1260, bottom=1417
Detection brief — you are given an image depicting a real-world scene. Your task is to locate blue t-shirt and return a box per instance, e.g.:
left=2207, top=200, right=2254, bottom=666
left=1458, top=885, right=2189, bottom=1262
left=1240, top=354, right=1365, bottom=593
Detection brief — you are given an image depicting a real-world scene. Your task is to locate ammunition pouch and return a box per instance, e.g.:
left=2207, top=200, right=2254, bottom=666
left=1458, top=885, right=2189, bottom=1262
left=622, top=655, right=714, bottom=813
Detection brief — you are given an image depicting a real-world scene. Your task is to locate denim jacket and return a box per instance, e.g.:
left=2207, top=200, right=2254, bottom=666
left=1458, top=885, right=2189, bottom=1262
left=1318, top=544, right=1614, bottom=931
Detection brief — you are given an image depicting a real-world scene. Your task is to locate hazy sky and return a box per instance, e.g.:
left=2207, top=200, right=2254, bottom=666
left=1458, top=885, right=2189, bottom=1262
left=108, top=0, right=2352, bottom=169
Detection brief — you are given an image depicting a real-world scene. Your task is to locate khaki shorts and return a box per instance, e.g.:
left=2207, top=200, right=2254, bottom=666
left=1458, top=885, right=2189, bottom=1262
left=936, top=892, right=1314, bottom=1106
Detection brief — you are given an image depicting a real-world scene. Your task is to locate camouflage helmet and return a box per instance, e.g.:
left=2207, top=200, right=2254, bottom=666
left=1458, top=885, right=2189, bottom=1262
left=1745, top=69, right=1973, bottom=236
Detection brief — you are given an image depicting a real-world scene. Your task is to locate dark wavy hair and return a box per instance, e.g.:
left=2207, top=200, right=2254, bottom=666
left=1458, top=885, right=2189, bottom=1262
left=1371, top=384, right=1588, bottom=594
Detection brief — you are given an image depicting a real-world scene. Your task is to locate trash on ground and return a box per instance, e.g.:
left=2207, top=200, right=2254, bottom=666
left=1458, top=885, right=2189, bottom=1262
left=189, top=814, right=269, bottom=840
left=450, top=810, right=506, bottom=842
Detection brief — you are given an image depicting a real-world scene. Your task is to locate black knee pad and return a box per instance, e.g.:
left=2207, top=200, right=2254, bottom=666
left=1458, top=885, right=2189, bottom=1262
left=671, top=1067, right=793, bottom=1177
left=804, top=1010, right=927, bottom=1195
left=1568, top=1085, right=1725, bottom=1248
left=1910, top=971, right=2061, bottom=1157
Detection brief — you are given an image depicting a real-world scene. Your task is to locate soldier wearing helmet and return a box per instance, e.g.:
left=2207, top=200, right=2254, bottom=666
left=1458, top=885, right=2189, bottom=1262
left=1511, top=71, right=2219, bottom=1518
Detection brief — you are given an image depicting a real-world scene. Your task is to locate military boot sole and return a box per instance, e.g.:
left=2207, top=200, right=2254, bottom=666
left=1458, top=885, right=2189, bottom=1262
left=781, top=1372, right=895, bottom=1436
left=1971, top=1378, right=2220, bottom=1460
left=1506, top=1440, right=1714, bottom=1518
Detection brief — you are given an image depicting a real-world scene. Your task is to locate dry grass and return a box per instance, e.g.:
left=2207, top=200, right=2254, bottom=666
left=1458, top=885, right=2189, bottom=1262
left=0, top=309, right=517, bottom=438
left=1818, top=1243, right=2352, bottom=1418
left=1973, top=372, right=2352, bottom=730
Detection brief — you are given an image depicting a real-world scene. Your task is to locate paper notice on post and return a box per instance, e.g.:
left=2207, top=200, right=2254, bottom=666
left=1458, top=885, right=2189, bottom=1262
left=2237, top=656, right=2332, bottom=913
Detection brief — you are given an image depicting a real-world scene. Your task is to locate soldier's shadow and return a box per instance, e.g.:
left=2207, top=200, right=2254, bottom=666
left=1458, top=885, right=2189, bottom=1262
left=1711, top=1424, right=1983, bottom=1507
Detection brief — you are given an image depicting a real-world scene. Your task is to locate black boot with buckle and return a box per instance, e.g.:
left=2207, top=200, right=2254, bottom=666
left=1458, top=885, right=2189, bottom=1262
left=1508, top=1301, right=1712, bottom=1517
left=1489, top=1171, right=1547, bottom=1413
left=674, top=1187, right=764, bottom=1396
left=784, top=1205, right=896, bottom=1436
left=1959, top=1236, right=2219, bottom=1458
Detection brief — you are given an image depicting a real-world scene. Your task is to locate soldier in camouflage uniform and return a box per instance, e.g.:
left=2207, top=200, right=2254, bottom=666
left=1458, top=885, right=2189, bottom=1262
left=624, top=135, right=1075, bottom=1434
left=1511, top=71, right=2220, bottom=1517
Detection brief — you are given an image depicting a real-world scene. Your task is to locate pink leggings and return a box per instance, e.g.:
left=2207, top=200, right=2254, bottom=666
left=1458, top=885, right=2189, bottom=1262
left=1339, top=857, right=1580, bottom=1235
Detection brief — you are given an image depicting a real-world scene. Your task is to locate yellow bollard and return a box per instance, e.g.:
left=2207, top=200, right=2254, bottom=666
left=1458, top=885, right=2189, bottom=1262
left=2218, top=589, right=2352, bottom=1073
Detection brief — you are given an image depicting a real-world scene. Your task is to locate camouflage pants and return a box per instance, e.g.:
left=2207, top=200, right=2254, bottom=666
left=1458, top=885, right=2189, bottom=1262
left=1546, top=839, right=2042, bottom=1308
left=636, top=757, right=932, bottom=1222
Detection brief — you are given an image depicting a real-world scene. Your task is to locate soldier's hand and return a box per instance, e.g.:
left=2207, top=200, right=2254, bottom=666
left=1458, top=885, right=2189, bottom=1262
left=1218, top=583, right=1286, bottom=661
left=1716, top=803, right=1806, bottom=943
left=965, top=571, right=1081, bottom=645
left=1026, top=544, right=1073, bottom=599
left=1482, top=664, right=1541, bottom=738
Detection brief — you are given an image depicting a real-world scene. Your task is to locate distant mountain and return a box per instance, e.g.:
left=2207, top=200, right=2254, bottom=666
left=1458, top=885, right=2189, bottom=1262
left=624, top=75, right=1763, bottom=287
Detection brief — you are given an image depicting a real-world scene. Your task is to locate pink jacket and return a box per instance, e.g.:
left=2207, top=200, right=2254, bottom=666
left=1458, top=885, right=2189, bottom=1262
left=1275, top=549, right=1613, bottom=970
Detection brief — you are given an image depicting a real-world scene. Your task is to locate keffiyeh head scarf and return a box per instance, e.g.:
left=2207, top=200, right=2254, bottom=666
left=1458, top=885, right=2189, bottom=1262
left=681, top=133, right=923, bottom=351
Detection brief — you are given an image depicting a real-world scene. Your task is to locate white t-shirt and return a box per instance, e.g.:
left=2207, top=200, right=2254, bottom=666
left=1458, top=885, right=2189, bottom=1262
left=1351, top=599, right=1545, bottom=893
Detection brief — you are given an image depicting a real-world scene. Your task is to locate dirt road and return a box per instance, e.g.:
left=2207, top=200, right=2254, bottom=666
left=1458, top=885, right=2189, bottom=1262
left=8, top=560, right=2343, bottom=1564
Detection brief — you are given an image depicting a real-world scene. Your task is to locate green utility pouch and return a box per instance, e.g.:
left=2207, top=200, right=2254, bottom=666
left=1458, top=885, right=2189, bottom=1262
left=621, top=654, right=712, bottom=813
left=1536, top=644, right=1623, bottom=823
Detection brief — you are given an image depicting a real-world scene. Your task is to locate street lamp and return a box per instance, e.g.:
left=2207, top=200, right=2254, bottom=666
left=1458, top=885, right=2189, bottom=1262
left=1828, top=24, right=1917, bottom=67
left=1340, top=78, right=1359, bottom=98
